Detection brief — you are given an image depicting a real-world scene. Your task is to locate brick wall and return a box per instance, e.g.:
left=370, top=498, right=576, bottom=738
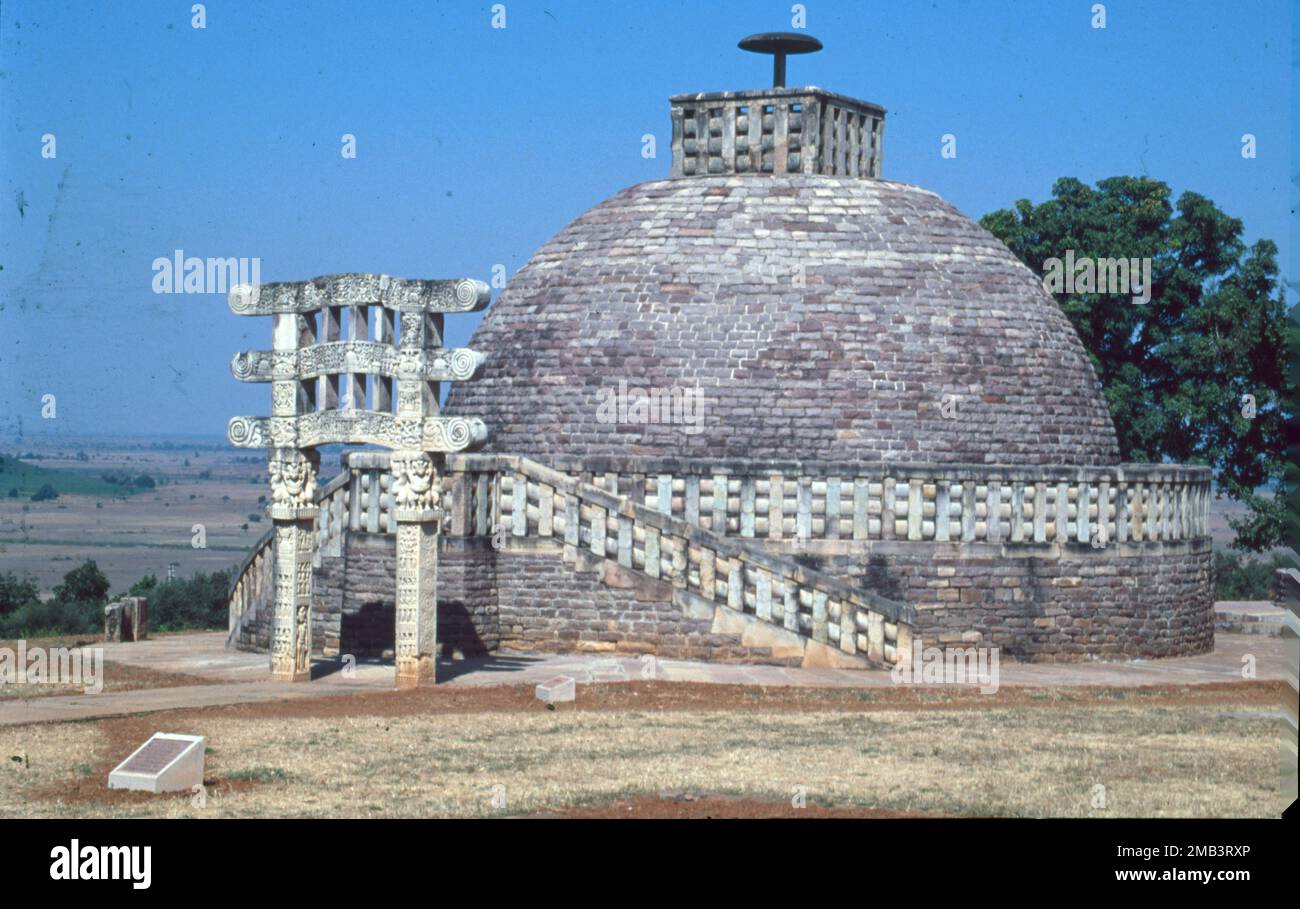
left=282, top=520, right=1213, bottom=664
left=310, top=534, right=499, bottom=659
left=803, top=539, right=1214, bottom=661
left=493, top=541, right=796, bottom=663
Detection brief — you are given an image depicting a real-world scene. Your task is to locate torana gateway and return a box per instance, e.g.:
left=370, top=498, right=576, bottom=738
left=228, top=35, right=1214, bottom=679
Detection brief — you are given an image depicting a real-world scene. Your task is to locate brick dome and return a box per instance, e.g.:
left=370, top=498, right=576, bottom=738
left=447, top=174, right=1120, bottom=465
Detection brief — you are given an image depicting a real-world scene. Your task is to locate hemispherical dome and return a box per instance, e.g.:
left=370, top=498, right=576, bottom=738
left=447, top=174, right=1119, bottom=465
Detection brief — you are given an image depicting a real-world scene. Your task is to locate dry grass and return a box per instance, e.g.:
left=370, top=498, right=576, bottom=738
left=0, top=702, right=1285, bottom=819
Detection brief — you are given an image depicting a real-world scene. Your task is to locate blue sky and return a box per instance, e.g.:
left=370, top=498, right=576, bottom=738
left=0, top=0, right=1291, bottom=440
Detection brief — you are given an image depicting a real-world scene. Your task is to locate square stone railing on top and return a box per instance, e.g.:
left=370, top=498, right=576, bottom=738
left=670, top=87, right=885, bottom=178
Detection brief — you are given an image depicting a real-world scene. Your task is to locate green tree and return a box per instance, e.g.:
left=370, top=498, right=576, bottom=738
left=129, top=574, right=158, bottom=597
left=981, top=176, right=1290, bottom=550
left=146, top=570, right=230, bottom=631
left=1272, top=303, right=1300, bottom=558
left=29, top=483, right=58, bottom=502
left=52, top=560, right=110, bottom=605
left=1212, top=551, right=1285, bottom=600
left=0, top=572, right=41, bottom=616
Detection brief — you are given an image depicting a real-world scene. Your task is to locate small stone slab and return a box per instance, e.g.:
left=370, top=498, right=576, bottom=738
left=535, top=676, right=576, bottom=704
left=108, top=733, right=205, bottom=794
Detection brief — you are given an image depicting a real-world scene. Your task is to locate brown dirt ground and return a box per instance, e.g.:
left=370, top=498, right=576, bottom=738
left=532, top=794, right=942, bottom=819
left=19, top=678, right=1290, bottom=815
left=181, top=677, right=1296, bottom=721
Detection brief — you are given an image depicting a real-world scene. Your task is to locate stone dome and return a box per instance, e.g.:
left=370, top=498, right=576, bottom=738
left=447, top=173, right=1120, bottom=466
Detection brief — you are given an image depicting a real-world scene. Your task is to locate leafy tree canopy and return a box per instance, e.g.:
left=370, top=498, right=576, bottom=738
left=51, top=560, right=110, bottom=605
left=981, top=176, right=1291, bottom=550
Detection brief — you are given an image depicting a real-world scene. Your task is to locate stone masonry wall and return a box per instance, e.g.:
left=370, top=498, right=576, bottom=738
left=295, top=533, right=1212, bottom=663
left=493, top=541, right=798, bottom=663
left=799, top=539, right=1214, bottom=661
left=310, top=534, right=498, bottom=659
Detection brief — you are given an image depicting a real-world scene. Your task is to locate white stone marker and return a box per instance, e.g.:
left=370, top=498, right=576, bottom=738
left=108, top=733, right=206, bottom=794
left=535, top=676, right=576, bottom=704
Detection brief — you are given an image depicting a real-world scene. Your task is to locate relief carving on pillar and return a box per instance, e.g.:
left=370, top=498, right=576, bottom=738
left=268, top=451, right=318, bottom=514
left=391, top=453, right=440, bottom=513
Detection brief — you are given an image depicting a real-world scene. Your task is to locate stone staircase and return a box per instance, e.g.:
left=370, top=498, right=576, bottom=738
left=228, top=454, right=916, bottom=669
left=496, top=456, right=914, bottom=668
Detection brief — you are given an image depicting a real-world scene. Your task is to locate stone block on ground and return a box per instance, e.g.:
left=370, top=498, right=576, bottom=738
left=535, top=675, right=576, bottom=703
left=123, top=597, right=149, bottom=641
left=104, top=602, right=124, bottom=643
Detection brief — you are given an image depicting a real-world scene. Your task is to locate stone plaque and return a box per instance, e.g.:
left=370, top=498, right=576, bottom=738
left=108, top=733, right=206, bottom=794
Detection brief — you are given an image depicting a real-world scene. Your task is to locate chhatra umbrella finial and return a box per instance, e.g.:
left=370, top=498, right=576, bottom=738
left=738, top=32, right=823, bottom=88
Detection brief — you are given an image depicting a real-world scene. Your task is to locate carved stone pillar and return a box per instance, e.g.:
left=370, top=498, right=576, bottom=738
left=268, top=447, right=319, bottom=682
left=391, top=451, right=440, bottom=688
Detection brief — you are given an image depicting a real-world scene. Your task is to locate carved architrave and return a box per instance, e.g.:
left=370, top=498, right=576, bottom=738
left=231, top=343, right=484, bottom=383
left=228, top=412, right=487, bottom=453
left=229, top=274, right=490, bottom=316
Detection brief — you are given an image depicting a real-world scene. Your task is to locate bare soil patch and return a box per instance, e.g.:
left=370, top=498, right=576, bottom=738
left=161, top=678, right=1292, bottom=723
left=533, top=793, right=942, bottom=819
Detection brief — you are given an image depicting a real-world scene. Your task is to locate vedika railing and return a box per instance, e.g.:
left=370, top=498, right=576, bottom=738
left=229, top=454, right=1212, bottom=658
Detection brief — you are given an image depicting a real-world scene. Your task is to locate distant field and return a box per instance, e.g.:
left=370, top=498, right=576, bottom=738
left=0, top=455, right=146, bottom=499
left=0, top=440, right=343, bottom=596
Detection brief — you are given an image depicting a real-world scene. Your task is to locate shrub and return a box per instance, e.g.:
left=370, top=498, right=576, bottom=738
left=146, top=571, right=230, bottom=631
left=0, top=598, right=101, bottom=638
left=0, top=572, right=41, bottom=617
left=29, top=484, right=58, bottom=502
left=1213, top=551, right=1284, bottom=600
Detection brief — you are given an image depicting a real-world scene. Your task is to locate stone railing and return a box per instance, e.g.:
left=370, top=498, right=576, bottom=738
left=227, top=460, right=369, bottom=649
left=496, top=457, right=1212, bottom=549
left=229, top=453, right=1212, bottom=652
left=227, top=526, right=274, bottom=649
left=670, top=87, right=885, bottom=178
left=489, top=455, right=914, bottom=666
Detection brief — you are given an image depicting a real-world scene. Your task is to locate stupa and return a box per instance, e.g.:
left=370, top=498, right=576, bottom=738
left=228, top=34, right=1215, bottom=668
